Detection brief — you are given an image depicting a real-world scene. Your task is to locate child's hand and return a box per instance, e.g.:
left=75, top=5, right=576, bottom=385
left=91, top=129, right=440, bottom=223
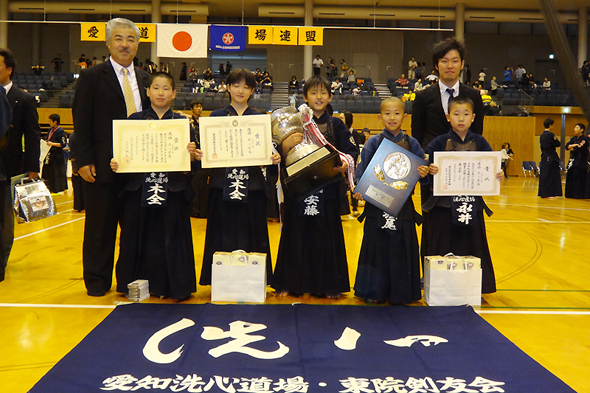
left=110, top=158, right=119, bottom=172
left=282, top=133, right=303, bottom=153
left=496, top=170, right=505, bottom=181
left=193, top=149, right=203, bottom=161
left=353, top=192, right=363, bottom=200
left=429, top=164, right=439, bottom=175
left=271, top=152, right=281, bottom=165
left=417, top=165, right=429, bottom=178
left=334, top=160, right=348, bottom=173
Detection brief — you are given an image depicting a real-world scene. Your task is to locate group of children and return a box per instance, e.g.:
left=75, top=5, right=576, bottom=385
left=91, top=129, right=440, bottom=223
left=110, top=68, right=502, bottom=304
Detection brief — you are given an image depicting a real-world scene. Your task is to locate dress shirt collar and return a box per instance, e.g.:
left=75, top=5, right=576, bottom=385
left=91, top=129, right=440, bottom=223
left=2, top=80, right=13, bottom=94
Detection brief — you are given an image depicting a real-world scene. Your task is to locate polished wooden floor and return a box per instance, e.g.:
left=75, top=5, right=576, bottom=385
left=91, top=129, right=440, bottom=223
left=1, top=176, right=589, bottom=393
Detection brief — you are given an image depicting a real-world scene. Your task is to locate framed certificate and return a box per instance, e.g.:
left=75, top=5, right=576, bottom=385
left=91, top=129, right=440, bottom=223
left=112, top=119, right=191, bottom=173
left=433, top=151, right=502, bottom=196
left=355, top=139, right=426, bottom=217
left=199, top=114, right=273, bottom=168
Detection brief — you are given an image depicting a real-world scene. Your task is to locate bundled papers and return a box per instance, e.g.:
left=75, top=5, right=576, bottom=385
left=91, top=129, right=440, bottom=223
left=128, top=279, right=149, bottom=302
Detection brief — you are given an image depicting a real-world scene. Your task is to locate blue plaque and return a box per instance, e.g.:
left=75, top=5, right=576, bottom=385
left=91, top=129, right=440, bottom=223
left=356, top=138, right=426, bottom=217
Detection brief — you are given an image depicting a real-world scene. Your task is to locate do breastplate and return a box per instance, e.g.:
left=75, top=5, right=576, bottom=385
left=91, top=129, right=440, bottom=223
left=445, top=138, right=476, bottom=151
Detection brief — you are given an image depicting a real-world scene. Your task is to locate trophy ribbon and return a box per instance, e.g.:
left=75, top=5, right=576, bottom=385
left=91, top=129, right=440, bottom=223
left=298, top=104, right=356, bottom=189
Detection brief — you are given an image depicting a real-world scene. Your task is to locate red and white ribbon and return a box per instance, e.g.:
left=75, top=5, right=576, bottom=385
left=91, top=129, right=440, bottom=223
left=298, top=104, right=356, bottom=189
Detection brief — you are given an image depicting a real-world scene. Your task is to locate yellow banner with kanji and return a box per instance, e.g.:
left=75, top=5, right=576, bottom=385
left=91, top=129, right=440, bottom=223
left=273, top=26, right=298, bottom=45
left=248, top=26, right=273, bottom=45
left=298, top=27, right=323, bottom=46
left=80, top=22, right=106, bottom=41
left=137, top=23, right=156, bottom=42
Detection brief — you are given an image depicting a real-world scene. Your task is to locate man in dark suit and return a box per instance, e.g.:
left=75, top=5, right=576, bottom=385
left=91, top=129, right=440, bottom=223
left=0, top=48, right=41, bottom=282
left=412, top=37, right=484, bottom=151
left=71, top=18, right=150, bottom=296
left=411, top=38, right=485, bottom=266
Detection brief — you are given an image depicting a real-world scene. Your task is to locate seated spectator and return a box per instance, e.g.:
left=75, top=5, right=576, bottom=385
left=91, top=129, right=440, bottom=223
left=255, top=69, right=264, bottom=83
left=347, top=68, right=356, bottom=83
left=261, top=71, right=273, bottom=89
left=542, top=77, right=551, bottom=90
left=218, top=81, right=227, bottom=93
left=414, top=79, right=423, bottom=91
left=395, top=74, right=409, bottom=87
left=401, top=89, right=415, bottom=102
left=331, top=78, right=343, bottom=94
left=526, top=73, right=536, bottom=89
left=425, top=70, right=438, bottom=83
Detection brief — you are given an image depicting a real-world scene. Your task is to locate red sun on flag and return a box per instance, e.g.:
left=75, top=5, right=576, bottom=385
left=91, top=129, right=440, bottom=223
left=222, top=32, right=235, bottom=45
left=172, top=31, right=193, bottom=52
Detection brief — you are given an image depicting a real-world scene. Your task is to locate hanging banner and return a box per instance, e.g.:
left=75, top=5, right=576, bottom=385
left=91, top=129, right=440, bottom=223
left=248, top=26, right=274, bottom=45
left=209, top=25, right=247, bottom=51
left=136, top=23, right=156, bottom=43
left=273, top=26, right=298, bottom=45
left=157, top=24, right=208, bottom=58
left=80, top=22, right=106, bottom=41
left=298, top=27, right=324, bottom=46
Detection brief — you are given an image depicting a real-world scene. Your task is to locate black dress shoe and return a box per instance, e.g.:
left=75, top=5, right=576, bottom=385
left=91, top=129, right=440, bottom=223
left=87, top=289, right=107, bottom=297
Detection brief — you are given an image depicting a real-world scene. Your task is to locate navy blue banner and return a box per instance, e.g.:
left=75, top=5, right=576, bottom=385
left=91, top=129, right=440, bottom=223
left=209, top=25, right=247, bottom=51
left=30, top=304, right=575, bottom=392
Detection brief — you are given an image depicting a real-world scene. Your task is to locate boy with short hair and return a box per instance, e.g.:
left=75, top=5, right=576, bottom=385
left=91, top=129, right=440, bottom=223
left=423, top=96, right=504, bottom=294
left=272, top=75, right=358, bottom=299
left=353, top=97, right=429, bottom=304
left=110, top=71, right=199, bottom=300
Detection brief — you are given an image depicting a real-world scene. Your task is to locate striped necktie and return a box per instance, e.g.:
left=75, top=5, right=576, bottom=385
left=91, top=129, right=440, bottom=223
left=122, top=68, right=136, bottom=117
left=446, top=88, right=455, bottom=114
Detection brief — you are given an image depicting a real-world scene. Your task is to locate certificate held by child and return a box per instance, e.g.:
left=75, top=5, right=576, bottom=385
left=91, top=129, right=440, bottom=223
left=112, top=118, right=191, bottom=173
left=199, top=114, right=273, bottom=168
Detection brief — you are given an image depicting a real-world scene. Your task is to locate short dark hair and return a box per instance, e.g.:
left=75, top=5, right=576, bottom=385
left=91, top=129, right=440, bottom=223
left=226, top=68, right=256, bottom=90
left=190, top=98, right=203, bottom=109
left=303, top=75, right=331, bottom=98
left=448, top=96, right=474, bottom=112
left=325, top=103, right=333, bottom=117
left=342, top=110, right=353, bottom=128
left=432, top=37, right=465, bottom=70
left=49, top=113, right=60, bottom=125
left=0, top=48, right=16, bottom=78
left=575, top=123, right=586, bottom=132
left=148, top=71, right=175, bottom=90
left=544, top=118, right=554, bottom=128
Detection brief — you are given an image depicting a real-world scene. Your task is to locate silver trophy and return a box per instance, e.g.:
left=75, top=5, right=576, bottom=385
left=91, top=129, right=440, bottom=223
left=270, top=106, right=342, bottom=201
left=270, top=106, right=319, bottom=166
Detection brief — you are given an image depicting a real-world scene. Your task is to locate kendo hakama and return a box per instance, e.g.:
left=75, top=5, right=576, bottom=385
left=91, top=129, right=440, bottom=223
left=354, top=199, right=422, bottom=304
left=199, top=167, right=273, bottom=286
left=538, top=130, right=562, bottom=198
left=272, top=183, right=350, bottom=297
left=423, top=130, right=497, bottom=294
left=115, top=172, right=197, bottom=299
left=564, top=135, right=589, bottom=199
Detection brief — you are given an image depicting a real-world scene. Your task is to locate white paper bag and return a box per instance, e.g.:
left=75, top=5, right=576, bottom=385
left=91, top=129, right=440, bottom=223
left=424, top=264, right=482, bottom=306
left=211, top=251, right=267, bottom=303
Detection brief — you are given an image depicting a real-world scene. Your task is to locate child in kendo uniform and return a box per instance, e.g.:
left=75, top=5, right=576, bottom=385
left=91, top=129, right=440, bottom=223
left=353, top=97, right=430, bottom=304
left=423, top=96, right=504, bottom=294
left=110, top=72, right=199, bottom=301
left=272, top=76, right=358, bottom=299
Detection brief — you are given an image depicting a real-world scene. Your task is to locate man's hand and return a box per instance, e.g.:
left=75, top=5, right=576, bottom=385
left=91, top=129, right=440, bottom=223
left=79, top=164, right=96, bottom=183
left=28, top=172, right=38, bottom=180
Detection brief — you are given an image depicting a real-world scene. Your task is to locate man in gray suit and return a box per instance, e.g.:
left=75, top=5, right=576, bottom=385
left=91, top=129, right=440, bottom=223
left=72, top=18, right=150, bottom=296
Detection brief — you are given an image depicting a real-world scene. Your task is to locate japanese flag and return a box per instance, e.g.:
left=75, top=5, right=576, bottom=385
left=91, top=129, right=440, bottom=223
left=157, top=24, right=208, bottom=58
